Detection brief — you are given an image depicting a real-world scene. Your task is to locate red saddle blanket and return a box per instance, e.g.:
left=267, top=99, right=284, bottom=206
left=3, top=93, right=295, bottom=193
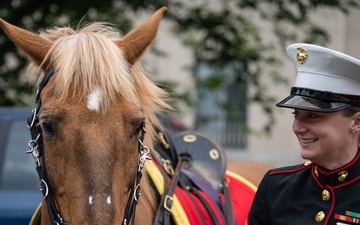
left=146, top=159, right=257, bottom=225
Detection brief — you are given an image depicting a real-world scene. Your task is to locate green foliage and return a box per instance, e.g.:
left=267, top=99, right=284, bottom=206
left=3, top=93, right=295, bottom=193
left=0, top=0, right=359, bottom=135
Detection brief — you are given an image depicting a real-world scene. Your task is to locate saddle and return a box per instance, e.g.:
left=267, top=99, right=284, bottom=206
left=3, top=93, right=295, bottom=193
left=172, top=131, right=227, bottom=192
left=152, top=129, right=256, bottom=225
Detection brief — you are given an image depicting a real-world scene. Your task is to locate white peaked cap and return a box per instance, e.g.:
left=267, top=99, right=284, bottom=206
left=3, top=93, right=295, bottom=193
left=276, top=43, right=360, bottom=112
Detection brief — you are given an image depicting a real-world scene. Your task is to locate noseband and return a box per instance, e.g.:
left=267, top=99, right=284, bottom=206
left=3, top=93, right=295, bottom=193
left=26, top=68, right=151, bottom=225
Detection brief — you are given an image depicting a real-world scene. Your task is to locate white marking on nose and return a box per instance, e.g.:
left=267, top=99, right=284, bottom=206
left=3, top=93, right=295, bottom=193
left=87, top=88, right=102, bottom=111
left=89, top=196, right=93, bottom=205
left=107, top=196, right=111, bottom=205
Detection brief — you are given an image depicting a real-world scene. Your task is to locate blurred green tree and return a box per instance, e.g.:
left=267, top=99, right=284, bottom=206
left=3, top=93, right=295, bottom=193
left=0, top=0, right=359, bottom=134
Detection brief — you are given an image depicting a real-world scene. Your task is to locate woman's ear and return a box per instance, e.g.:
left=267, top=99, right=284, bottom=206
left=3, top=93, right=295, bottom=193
left=351, top=111, right=360, bottom=132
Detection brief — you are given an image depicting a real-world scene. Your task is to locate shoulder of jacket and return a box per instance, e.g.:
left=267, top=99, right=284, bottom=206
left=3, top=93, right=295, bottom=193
left=268, top=161, right=313, bottom=176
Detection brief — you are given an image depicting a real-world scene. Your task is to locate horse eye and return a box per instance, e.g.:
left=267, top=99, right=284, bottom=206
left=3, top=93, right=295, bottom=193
left=133, top=122, right=145, bottom=137
left=41, top=121, right=56, bottom=136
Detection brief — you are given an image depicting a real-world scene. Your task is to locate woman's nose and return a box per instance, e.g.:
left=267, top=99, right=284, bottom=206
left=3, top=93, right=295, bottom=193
left=292, top=119, right=307, bottom=134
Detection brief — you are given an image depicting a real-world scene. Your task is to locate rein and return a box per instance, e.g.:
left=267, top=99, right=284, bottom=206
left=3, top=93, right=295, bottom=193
left=26, top=68, right=151, bottom=225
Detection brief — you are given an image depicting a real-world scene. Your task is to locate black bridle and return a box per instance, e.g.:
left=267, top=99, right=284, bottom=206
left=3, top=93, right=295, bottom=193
left=26, top=68, right=150, bottom=225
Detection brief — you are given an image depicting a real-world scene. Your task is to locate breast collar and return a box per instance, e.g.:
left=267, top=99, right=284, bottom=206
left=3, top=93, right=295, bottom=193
left=311, top=149, right=360, bottom=189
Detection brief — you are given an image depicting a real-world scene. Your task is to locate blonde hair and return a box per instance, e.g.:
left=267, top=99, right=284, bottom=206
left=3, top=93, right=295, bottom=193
left=29, top=22, right=172, bottom=146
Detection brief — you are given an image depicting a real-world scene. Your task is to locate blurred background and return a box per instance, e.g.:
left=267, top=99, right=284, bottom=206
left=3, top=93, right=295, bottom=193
left=1, top=0, right=360, bottom=167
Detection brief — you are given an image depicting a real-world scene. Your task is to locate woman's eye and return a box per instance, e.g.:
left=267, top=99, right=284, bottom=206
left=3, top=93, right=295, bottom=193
left=306, top=113, right=319, bottom=119
left=291, top=111, right=299, bottom=118
left=292, top=111, right=321, bottom=120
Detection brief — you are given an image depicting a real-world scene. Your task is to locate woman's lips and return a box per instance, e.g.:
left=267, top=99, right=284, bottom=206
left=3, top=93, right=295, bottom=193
left=300, top=138, right=318, bottom=144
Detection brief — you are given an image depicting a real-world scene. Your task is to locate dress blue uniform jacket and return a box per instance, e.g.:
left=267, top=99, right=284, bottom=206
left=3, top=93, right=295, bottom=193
left=248, top=150, right=360, bottom=225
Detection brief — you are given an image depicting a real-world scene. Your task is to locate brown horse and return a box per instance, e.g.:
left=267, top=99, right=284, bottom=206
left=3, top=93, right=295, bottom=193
left=0, top=7, right=272, bottom=225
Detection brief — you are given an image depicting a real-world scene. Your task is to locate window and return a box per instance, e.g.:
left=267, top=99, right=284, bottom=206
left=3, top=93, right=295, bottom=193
left=195, top=61, right=247, bottom=148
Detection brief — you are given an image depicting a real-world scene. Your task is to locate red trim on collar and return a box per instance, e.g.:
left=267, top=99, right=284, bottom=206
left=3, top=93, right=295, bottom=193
left=333, top=176, right=360, bottom=189
left=316, top=150, right=360, bottom=175
left=269, top=164, right=310, bottom=176
left=312, top=164, right=324, bottom=189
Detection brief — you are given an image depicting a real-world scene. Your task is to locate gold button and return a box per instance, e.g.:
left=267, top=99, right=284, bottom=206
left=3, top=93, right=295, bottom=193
left=315, top=211, right=325, bottom=222
left=321, top=189, right=330, bottom=201
left=304, top=161, right=312, bottom=166
left=338, top=171, right=348, bottom=182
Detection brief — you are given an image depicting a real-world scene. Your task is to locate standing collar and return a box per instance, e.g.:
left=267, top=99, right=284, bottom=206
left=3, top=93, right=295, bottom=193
left=312, top=149, right=360, bottom=189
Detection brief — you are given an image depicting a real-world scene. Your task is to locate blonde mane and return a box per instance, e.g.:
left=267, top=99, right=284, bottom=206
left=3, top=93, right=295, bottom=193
left=32, top=22, right=172, bottom=144
left=37, top=23, right=136, bottom=108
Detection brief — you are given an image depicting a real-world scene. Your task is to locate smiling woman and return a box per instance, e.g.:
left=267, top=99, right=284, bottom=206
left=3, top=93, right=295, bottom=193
left=248, top=43, right=360, bottom=225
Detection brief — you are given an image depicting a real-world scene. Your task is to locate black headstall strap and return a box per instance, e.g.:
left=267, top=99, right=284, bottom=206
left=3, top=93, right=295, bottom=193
left=27, top=67, right=72, bottom=225
left=122, top=125, right=151, bottom=225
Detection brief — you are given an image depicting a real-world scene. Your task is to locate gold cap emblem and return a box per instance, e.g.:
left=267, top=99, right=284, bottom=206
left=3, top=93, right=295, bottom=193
left=296, top=46, right=308, bottom=64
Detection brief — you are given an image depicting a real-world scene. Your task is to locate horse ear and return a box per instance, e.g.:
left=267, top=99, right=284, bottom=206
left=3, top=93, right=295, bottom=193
left=114, top=7, right=167, bottom=65
left=0, top=18, right=52, bottom=68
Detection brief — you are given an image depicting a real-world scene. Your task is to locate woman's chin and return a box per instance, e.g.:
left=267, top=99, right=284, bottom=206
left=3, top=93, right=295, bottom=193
left=300, top=148, right=315, bottom=160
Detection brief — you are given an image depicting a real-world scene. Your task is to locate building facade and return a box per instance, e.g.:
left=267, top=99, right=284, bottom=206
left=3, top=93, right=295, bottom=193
left=143, top=7, right=360, bottom=166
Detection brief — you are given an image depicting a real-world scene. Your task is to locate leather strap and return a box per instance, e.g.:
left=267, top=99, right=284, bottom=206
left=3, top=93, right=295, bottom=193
left=176, top=175, right=206, bottom=225
left=222, top=180, right=236, bottom=225
left=162, top=157, right=182, bottom=225
left=152, top=152, right=182, bottom=225
left=27, top=68, right=71, bottom=225
left=190, top=187, right=221, bottom=225
left=181, top=169, right=225, bottom=224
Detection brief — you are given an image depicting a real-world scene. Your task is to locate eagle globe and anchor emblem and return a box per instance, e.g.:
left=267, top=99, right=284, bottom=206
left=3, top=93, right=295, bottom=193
left=297, top=46, right=308, bottom=64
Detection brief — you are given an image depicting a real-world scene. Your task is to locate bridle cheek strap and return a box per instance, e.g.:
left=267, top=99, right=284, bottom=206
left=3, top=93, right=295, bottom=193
left=122, top=132, right=151, bottom=225
left=27, top=68, right=73, bottom=225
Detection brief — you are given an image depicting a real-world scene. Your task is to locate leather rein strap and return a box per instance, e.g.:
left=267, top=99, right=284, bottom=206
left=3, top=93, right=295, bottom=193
left=26, top=68, right=150, bottom=225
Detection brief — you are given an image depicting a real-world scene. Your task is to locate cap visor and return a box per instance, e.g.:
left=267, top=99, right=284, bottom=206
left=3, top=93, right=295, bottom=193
left=276, top=95, right=350, bottom=112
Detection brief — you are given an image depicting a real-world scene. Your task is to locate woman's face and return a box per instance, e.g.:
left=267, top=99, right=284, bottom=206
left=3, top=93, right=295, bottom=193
left=292, top=109, right=358, bottom=169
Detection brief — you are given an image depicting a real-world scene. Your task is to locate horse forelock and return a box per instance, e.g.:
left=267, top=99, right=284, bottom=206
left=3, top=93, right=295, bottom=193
left=31, top=22, right=172, bottom=146
left=35, top=22, right=139, bottom=109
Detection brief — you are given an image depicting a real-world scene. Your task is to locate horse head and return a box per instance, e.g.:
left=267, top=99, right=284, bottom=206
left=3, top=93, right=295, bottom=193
left=1, top=7, right=170, bottom=225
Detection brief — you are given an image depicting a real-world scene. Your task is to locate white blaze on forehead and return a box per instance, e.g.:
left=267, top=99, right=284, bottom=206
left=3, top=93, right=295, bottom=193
left=87, top=88, right=102, bottom=111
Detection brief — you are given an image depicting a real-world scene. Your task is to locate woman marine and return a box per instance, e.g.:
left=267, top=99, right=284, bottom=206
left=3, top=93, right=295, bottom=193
left=248, top=43, right=360, bottom=225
